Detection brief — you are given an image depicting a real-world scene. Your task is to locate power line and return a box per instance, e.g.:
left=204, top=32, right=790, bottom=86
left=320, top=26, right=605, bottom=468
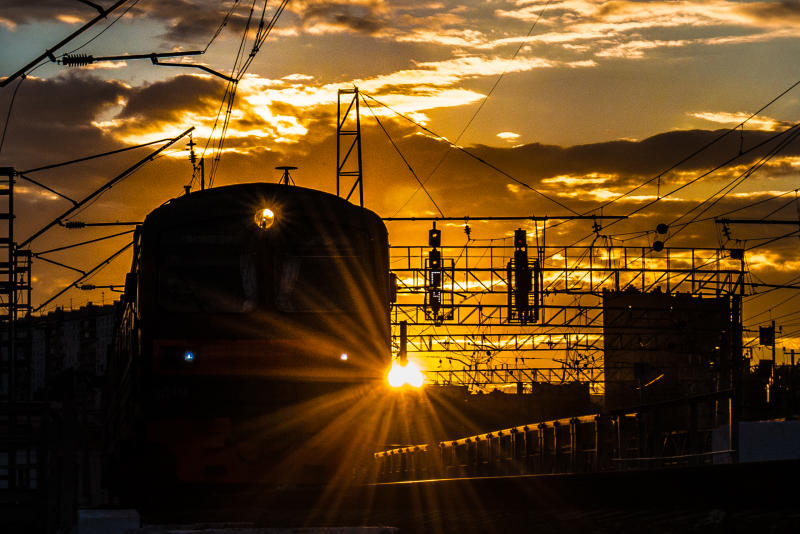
left=361, top=95, right=445, bottom=217
left=0, top=77, right=24, bottom=156
left=201, top=0, right=291, bottom=188
left=585, top=76, right=800, bottom=217
left=591, top=121, right=800, bottom=244
left=60, top=0, right=142, bottom=59
left=361, top=92, right=580, bottom=216
left=0, top=0, right=132, bottom=87
left=204, top=0, right=243, bottom=53
left=393, top=0, right=553, bottom=216
left=662, top=125, right=800, bottom=244
left=20, top=137, right=173, bottom=174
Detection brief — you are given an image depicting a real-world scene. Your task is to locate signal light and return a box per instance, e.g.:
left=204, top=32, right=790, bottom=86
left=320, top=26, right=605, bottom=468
left=514, top=229, right=526, bottom=250
left=759, top=326, right=775, bottom=346
left=429, top=249, right=441, bottom=271
left=429, top=227, right=441, bottom=247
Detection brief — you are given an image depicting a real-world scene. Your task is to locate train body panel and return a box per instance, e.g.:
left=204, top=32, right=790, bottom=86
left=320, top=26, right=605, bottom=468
left=107, top=183, right=392, bottom=495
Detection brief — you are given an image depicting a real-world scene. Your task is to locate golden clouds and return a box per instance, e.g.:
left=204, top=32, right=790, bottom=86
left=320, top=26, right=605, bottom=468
left=689, top=111, right=792, bottom=131
left=496, top=0, right=800, bottom=61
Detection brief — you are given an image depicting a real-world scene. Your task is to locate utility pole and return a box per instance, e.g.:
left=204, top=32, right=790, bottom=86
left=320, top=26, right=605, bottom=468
left=792, top=349, right=797, bottom=414
left=772, top=320, right=777, bottom=377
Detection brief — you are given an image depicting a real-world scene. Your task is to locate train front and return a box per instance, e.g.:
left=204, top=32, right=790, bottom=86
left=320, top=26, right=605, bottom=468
left=121, top=183, right=392, bottom=492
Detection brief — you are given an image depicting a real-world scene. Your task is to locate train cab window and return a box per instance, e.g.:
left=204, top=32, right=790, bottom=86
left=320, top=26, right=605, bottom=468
left=158, top=225, right=257, bottom=313
left=157, top=219, right=373, bottom=314
left=276, top=253, right=359, bottom=312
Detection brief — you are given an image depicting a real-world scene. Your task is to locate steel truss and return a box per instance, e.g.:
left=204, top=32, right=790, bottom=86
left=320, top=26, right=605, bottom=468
left=390, top=240, right=745, bottom=391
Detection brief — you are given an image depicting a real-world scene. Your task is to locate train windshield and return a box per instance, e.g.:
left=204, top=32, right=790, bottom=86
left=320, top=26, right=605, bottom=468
left=275, top=254, right=358, bottom=312
left=158, top=225, right=251, bottom=313
left=157, top=221, right=365, bottom=313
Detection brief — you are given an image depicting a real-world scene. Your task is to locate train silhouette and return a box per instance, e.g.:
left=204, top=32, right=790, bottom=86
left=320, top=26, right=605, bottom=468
left=106, top=183, right=393, bottom=503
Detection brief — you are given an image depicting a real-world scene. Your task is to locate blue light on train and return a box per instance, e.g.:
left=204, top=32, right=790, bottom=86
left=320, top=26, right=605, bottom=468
left=183, top=350, right=195, bottom=362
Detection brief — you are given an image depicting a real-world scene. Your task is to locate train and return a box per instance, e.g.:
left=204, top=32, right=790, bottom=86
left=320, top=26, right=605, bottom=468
left=106, top=182, right=394, bottom=503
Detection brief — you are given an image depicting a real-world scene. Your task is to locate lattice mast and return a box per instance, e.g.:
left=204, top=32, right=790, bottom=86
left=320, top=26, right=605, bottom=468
left=336, top=88, right=364, bottom=207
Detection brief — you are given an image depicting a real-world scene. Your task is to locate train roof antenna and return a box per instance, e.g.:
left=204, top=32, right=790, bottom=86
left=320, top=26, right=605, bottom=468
left=276, top=166, right=297, bottom=186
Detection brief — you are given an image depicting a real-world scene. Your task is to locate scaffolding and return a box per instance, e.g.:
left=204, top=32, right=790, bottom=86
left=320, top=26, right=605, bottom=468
left=390, top=234, right=745, bottom=392
left=336, top=88, right=364, bottom=207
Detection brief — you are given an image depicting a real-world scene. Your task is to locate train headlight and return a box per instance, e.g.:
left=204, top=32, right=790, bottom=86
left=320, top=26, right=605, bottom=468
left=254, top=207, right=275, bottom=230
left=387, top=360, right=424, bottom=388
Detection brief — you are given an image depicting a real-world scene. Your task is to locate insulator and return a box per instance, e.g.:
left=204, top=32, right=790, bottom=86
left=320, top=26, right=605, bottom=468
left=65, top=221, right=86, bottom=228
left=62, top=54, right=94, bottom=67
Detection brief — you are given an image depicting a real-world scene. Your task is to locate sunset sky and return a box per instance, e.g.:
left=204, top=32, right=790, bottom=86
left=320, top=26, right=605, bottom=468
left=2, top=0, right=800, bottom=367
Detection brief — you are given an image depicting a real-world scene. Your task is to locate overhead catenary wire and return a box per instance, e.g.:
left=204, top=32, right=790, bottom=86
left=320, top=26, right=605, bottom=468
left=20, top=126, right=194, bottom=248
left=35, top=240, right=134, bottom=313
left=20, top=137, right=173, bottom=174
left=60, top=0, right=142, bottom=59
left=0, top=0, right=132, bottom=87
left=392, top=0, right=553, bottom=216
left=361, top=94, right=445, bottom=218
left=542, top=76, right=800, bottom=253
left=0, top=58, right=50, bottom=157
left=584, top=76, right=800, bottom=218
left=361, top=91, right=581, bottom=216
left=0, top=77, right=25, bottom=156
left=660, top=124, right=800, bottom=244
left=563, top=120, right=800, bottom=249
left=35, top=229, right=136, bottom=255
left=201, top=0, right=291, bottom=188
left=204, top=0, right=243, bottom=53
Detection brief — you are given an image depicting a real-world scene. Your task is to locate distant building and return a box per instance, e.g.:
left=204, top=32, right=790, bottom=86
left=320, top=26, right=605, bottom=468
left=27, top=302, right=119, bottom=399
left=603, top=289, right=732, bottom=411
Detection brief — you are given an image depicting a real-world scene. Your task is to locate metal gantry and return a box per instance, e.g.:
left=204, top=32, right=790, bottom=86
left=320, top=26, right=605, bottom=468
left=389, top=226, right=746, bottom=392
left=336, top=88, right=364, bottom=207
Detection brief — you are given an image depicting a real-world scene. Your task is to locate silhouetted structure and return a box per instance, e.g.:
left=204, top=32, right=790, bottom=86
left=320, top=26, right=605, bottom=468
left=603, top=289, right=731, bottom=411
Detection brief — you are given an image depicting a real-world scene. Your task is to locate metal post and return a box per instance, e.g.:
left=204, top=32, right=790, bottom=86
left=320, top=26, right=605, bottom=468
left=771, top=320, right=776, bottom=381
left=789, top=349, right=797, bottom=414
left=336, top=88, right=363, bottom=207
left=399, top=321, right=407, bottom=365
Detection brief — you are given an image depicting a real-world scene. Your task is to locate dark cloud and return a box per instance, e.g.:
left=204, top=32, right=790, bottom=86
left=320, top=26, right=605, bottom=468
left=469, top=129, right=800, bottom=189
left=135, top=1, right=255, bottom=45
left=0, top=72, right=128, bottom=169
left=0, top=0, right=88, bottom=25
left=0, top=1, right=254, bottom=47
left=736, top=1, right=800, bottom=24
left=118, top=74, right=225, bottom=123
left=298, top=2, right=386, bottom=34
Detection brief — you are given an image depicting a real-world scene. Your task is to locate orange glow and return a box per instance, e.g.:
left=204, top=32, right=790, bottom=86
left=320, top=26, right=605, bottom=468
left=254, top=207, right=275, bottom=229
left=387, top=360, right=424, bottom=388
